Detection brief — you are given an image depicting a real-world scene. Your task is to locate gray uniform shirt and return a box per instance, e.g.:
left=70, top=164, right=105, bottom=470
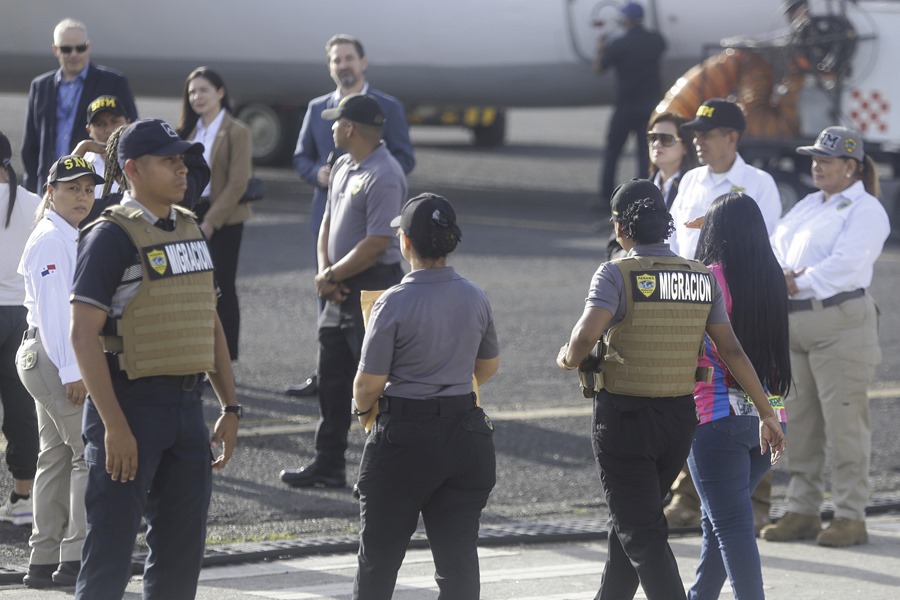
left=359, top=266, right=499, bottom=398
left=324, top=143, right=406, bottom=266
left=586, top=243, right=730, bottom=329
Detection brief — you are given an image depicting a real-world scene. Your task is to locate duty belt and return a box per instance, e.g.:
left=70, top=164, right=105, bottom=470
left=788, top=288, right=865, bottom=313
left=380, top=393, right=476, bottom=416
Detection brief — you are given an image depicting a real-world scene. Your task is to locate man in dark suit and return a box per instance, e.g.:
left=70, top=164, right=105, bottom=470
left=22, top=18, right=138, bottom=193
left=287, top=34, right=415, bottom=398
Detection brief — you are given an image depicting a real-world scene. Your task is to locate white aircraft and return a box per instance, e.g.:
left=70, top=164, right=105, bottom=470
left=0, top=0, right=848, bottom=163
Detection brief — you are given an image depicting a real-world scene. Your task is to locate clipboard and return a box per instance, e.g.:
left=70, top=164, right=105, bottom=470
left=359, top=289, right=480, bottom=433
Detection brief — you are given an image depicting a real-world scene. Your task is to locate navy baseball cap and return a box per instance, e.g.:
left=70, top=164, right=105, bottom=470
left=86, top=95, right=126, bottom=125
left=683, top=99, right=746, bottom=132
left=391, top=193, right=460, bottom=246
left=796, top=126, right=864, bottom=162
left=117, top=118, right=202, bottom=168
left=321, top=93, right=385, bottom=126
left=610, top=179, right=665, bottom=221
left=47, top=155, right=105, bottom=186
left=620, top=2, right=644, bottom=20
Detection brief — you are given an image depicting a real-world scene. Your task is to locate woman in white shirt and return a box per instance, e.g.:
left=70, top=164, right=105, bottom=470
left=762, top=126, right=889, bottom=548
left=0, top=130, right=41, bottom=533
left=176, top=67, right=253, bottom=361
left=16, top=155, right=103, bottom=588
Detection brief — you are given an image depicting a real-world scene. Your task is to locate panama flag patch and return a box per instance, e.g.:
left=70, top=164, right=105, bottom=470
left=40, top=264, right=57, bottom=277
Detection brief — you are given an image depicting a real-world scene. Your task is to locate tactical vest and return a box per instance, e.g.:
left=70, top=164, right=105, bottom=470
left=599, top=255, right=714, bottom=397
left=97, top=205, right=217, bottom=379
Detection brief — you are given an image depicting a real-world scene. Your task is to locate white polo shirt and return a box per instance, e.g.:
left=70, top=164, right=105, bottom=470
left=19, top=210, right=82, bottom=383
left=770, top=180, right=889, bottom=300
left=668, top=153, right=782, bottom=259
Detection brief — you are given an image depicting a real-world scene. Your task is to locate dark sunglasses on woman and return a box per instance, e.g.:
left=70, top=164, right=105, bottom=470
left=646, top=132, right=681, bottom=147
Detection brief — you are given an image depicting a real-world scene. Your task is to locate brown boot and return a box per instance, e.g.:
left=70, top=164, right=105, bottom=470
left=664, top=500, right=701, bottom=527
left=816, top=518, right=868, bottom=547
left=760, top=512, right=821, bottom=542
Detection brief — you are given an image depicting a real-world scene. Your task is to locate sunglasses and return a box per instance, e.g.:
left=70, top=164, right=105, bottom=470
left=646, top=132, right=681, bottom=147
left=57, top=44, right=88, bottom=54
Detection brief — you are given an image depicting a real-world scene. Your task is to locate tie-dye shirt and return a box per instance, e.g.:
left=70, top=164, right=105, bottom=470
left=694, top=263, right=787, bottom=425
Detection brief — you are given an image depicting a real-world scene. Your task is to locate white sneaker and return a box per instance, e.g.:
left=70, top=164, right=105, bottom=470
left=0, top=496, right=33, bottom=526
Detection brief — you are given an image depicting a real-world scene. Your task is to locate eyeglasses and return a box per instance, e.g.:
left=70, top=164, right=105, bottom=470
left=57, top=44, right=88, bottom=54
left=646, top=132, right=681, bottom=147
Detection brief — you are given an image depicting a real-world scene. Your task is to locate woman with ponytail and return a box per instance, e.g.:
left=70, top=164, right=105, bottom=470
left=0, top=131, right=41, bottom=531
left=351, top=194, right=500, bottom=599
left=763, top=126, right=889, bottom=548
left=17, top=155, right=103, bottom=588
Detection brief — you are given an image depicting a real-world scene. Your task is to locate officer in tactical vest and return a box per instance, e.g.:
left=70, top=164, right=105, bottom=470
left=556, top=179, right=785, bottom=600
left=70, top=118, right=241, bottom=600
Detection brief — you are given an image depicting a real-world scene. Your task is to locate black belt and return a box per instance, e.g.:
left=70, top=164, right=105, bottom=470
left=112, top=372, right=203, bottom=392
left=23, top=328, right=38, bottom=341
left=380, top=393, right=476, bottom=416
left=788, top=288, right=865, bottom=313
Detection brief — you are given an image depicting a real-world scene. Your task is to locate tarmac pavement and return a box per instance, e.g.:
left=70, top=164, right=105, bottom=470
left=1, top=511, right=898, bottom=598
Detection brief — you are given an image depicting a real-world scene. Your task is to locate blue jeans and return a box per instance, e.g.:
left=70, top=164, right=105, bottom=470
left=687, top=415, right=782, bottom=600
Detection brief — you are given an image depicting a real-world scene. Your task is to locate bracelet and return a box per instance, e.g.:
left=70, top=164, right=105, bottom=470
left=352, top=406, right=372, bottom=416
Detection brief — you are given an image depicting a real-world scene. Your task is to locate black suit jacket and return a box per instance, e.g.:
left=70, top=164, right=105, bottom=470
left=21, top=62, right=138, bottom=192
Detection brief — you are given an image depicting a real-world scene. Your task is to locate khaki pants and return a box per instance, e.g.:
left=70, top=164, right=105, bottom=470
left=16, top=332, right=87, bottom=565
left=785, top=295, right=880, bottom=521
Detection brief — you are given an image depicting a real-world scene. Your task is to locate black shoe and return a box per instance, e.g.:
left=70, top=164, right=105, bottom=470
left=52, top=560, right=80, bottom=586
left=280, top=462, right=345, bottom=488
left=23, top=563, right=56, bottom=588
left=286, top=375, right=318, bottom=397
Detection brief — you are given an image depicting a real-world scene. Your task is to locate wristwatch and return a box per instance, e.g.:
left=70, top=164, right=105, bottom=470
left=324, top=266, right=336, bottom=283
left=222, top=405, right=243, bottom=419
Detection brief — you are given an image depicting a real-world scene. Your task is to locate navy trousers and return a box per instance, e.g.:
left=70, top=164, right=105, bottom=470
left=75, top=376, right=212, bottom=600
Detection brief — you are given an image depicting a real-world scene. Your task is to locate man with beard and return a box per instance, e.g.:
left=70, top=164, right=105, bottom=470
left=287, top=34, right=415, bottom=399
